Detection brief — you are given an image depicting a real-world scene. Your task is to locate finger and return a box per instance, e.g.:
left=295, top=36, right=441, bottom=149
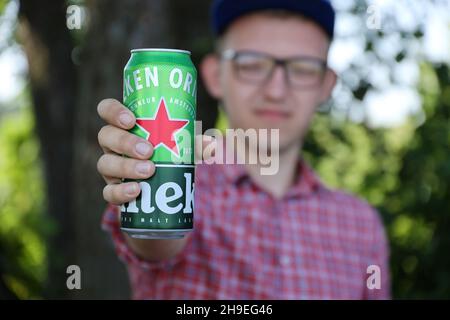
left=97, top=153, right=155, bottom=180
left=97, top=98, right=136, bottom=129
left=103, top=182, right=140, bottom=205
left=98, top=125, right=153, bottom=159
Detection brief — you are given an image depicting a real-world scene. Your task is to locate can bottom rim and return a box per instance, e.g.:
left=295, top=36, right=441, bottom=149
left=121, top=227, right=191, bottom=239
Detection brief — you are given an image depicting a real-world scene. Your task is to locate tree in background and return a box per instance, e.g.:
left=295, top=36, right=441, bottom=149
left=16, top=0, right=77, bottom=299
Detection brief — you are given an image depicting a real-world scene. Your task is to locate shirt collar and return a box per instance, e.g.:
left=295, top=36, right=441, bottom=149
left=222, top=163, right=249, bottom=185
left=285, top=159, right=323, bottom=198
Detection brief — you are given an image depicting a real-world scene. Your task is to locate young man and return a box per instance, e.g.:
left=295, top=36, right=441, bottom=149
left=97, top=0, right=390, bottom=299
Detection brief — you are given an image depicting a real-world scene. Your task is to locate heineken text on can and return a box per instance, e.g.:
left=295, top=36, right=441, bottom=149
left=121, top=48, right=196, bottom=239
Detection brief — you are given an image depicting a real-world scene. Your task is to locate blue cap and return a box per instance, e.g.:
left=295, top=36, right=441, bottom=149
left=211, top=0, right=335, bottom=39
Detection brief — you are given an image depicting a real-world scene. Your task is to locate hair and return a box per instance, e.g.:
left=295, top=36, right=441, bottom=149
left=214, top=9, right=329, bottom=53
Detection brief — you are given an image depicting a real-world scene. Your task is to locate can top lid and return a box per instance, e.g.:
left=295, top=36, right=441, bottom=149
left=131, top=48, right=191, bottom=55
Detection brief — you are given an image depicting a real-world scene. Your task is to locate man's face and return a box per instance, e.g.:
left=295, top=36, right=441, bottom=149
left=202, top=12, right=336, bottom=152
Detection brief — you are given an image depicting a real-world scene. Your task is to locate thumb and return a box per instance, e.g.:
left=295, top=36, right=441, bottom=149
left=195, top=135, right=217, bottom=162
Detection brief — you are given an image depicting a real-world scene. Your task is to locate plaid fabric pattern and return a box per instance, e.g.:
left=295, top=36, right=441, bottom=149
left=102, top=161, right=390, bottom=299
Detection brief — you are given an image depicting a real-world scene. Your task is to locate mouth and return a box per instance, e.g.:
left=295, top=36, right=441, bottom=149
left=253, top=109, right=291, bottom=121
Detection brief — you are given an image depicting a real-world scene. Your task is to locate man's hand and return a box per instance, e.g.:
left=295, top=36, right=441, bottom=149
left=97, top=98, right=219, bottom=261
left=97, top=98, right=155, bottom=205
left=97, top=98, right=184, bottom=261
left=97, top=98, right=217, bottom=205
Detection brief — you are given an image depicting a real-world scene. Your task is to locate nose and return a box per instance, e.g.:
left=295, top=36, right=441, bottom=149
left=263, top=65, right=289, bottom=101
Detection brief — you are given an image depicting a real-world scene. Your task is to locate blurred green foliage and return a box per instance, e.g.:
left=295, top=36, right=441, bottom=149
left=0, top=0, right=7, bottom=13
left=0, top=104, right=49, bottom=299
left=385, top=63, right=450, bottom=298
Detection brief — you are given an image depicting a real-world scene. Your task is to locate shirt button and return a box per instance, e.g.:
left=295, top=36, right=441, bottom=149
left=280, top=256, right=290, bottom=266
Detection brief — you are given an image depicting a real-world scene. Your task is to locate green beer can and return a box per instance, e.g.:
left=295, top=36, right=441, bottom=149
left=121, top=48, right=196, bottom=239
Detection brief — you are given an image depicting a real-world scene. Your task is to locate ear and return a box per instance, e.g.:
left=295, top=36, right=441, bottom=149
left=200, top=53, right=222, bottom=99
left=318, top=68, right=337, bottom=104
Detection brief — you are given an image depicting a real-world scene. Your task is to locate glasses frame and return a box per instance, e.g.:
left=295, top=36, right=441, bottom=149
left=221, top=49, right=328, bottom=89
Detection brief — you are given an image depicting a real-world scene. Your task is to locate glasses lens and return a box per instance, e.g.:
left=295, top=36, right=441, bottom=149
left=287, top=59, right=325, bottom=87
left=233, top=53, right=273, bottom=83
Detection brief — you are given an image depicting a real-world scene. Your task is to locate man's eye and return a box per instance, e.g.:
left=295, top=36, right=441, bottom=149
left=236, top=57, right=271, bottom=73
left=290, top=62, right=321, bottom=77
left=238, top=62, right=265, bottom=72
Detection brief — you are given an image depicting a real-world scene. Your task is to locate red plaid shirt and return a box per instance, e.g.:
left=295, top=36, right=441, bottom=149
left=102, top=160, right=390, bottom=299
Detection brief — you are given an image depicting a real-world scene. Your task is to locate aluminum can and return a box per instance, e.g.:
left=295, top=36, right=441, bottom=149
left=121, top=48, right=196, bottom=239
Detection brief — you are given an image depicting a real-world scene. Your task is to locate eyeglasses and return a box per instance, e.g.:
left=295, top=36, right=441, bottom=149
left=221, top=49, right=327, bottom=89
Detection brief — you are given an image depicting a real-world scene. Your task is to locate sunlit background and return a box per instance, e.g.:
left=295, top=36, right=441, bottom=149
left=0, top=0, right=449, bottom=299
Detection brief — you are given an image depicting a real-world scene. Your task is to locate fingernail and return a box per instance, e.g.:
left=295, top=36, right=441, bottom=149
left=125, top=183, right=137, bottom=196
left=119, top=113, right=133, bottom=126
left=136, top=142, right=151, bottom=156
left=136, top=162, right=151, bottom=175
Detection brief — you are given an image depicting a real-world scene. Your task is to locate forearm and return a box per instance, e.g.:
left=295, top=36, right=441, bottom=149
left=124, top=233, right=189, bottom=262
